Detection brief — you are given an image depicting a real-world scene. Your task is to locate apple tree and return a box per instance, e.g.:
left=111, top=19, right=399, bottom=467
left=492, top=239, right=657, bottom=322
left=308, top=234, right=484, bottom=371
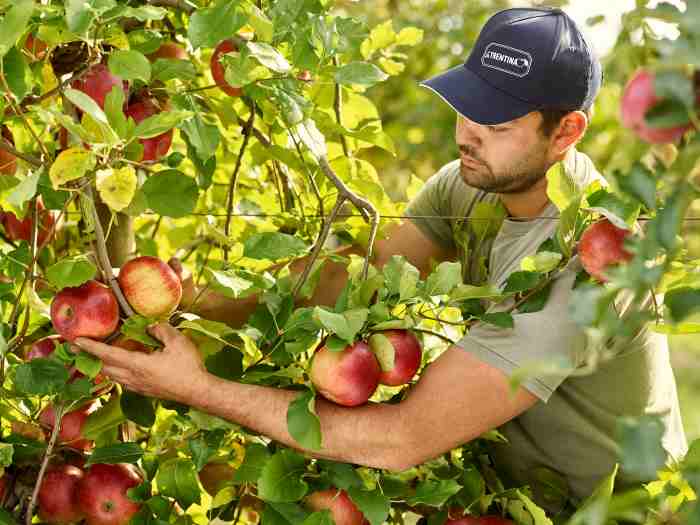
left=0, top=1, right=698, bottom=525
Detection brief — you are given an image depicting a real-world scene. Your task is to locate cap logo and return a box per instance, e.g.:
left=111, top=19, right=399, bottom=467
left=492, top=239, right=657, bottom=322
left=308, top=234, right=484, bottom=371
left=481, top=43, right=532, bottom=78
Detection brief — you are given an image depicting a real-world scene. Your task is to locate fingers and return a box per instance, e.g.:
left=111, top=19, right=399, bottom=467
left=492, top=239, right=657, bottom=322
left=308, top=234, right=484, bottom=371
left=73, top=338, right=133, bottom=366
left=147, top=322, right=182, bottom=346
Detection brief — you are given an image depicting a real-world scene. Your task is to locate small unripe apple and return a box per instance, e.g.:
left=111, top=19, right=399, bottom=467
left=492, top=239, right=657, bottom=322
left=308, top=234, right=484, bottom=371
left=0, top=126, right=17, bottom=176
left=51, top=280, right=120, bottom=341
left=76, top=463, right=142, bottom=525
left=71, top=64, right=127, bottom=110
left=310, top=341, right=380, bottom=407
left=118, top=255, right=182, bottom=318
left=210, top=40, right=242, bottom=97
left=199, top=461, right=236, bottom=495
left=621, top=69, right=694, bottom=144
left=146, top=42, right=188, bottom=61
left=578, top=219, right=633, bottom=282
left=1, top=197, right=56, bottom=245
left=369, top=329, right=422, bottom=386
left=38, top=464, right=85, bottom=524
left=124, top=99, right=173, bottom=162
left=39, top=400, right=99, bottom=452
left=305, top=489, right=368, bottom=525
left=24, top=34, right=48, bottom=61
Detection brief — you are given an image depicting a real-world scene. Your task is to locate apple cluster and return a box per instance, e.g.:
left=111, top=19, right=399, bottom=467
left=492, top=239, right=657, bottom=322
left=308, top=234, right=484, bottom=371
left=310, top=329, right=423, bottom=407
left=37, top=462, right=142, bottom=525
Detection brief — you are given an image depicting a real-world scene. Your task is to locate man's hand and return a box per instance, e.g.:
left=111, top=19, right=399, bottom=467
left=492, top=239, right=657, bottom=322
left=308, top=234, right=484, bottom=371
left=73, top=323, right=209, bottom=404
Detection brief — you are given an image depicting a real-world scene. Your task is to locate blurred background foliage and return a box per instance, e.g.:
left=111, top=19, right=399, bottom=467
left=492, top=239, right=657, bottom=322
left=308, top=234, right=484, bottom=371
left=335, top=0, right=700, bottom=440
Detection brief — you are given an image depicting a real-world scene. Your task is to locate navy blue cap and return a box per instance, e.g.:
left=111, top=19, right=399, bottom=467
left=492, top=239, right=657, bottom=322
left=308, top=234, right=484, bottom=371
left=421, top=7, right=602, bottom=125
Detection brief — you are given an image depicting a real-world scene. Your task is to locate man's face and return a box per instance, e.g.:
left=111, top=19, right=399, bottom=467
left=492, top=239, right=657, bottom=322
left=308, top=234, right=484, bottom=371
left=455, top=111, right=553, bottom=194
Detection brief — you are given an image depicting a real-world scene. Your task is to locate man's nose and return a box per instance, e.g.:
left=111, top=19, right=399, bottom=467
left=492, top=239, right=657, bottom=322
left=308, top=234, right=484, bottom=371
left=456, top=115, right=484, bottom=146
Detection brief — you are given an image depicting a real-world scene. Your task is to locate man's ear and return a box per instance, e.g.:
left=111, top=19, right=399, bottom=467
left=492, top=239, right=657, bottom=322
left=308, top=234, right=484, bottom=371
left=549, top=110, right=588, bottom=160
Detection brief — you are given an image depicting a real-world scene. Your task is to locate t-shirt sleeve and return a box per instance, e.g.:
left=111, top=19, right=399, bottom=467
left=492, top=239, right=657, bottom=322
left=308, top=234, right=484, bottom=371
left=455, top=268, right=587, bottom=402
left=404, top=160, right=462, bottom=250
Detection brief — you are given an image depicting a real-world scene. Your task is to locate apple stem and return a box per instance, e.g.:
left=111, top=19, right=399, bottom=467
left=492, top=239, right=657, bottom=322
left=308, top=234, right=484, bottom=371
left=84, top=185, right=136, bottom=318
left=26, top=403, right=65, bottom=525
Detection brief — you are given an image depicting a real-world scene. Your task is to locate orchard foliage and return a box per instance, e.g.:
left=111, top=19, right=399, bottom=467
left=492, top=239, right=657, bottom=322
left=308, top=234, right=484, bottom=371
left=0, top=1, right=698, bottom=525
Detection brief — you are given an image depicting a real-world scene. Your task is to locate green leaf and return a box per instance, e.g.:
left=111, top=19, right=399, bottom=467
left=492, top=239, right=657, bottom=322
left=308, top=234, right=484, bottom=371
left=205, top=347, right=243, bottom=381
left=406, top=479, right=462, bottom=507
left=503, top=271, right=541, bottom=294
left=231, top=443, right=270, bottom=484
left=14, top=359, right=69, bottom=395
left=155, top=458, right=201, bottom=510
left=520, top=252, right=562, bottom=273
left=86, top=443, right=144, bottom=466
left=665, top=287, right=700, bottom=323
left=3, top=47, right=32, bottom=101
left=517, top=282, right=554, bottom=314
left=82, top=396, right=126, bottom=440
left=469, top=201, right=506, bottom=239
left=188, top=2, right=247, bottom=49
left=383, top=256, right=419, bottom=300
left=104, top=86, right=127, bottom=138
left=0, top=443, right=14, bottom=468
left=6, top=171, right=40, bottom=211
left=335, top=62, right=389, bottom=86
left=64, top=88, right=110, bottom=125
left=263, top=503, right=310, bottom=525
left=653, top=188, right=691, bottom=252
left=347, top=488, right=390, bottom=525
left=46, top=256, right=97, bottom=290
left=316, top=460, right=364, bottom=491
left=108, top=50, right=151, bottom=83
left=180, top=114, right=220, bottom=161
left=152, top=59, right=197, bottom=82
left=566, top=465, right=617, bottom=525
left=287, top=389, right=322, bottom=450
left=302, top=511, right=334, bottom=525
left=120, top=316, right=160, bottom=347
left=0, top=508, right=18, bottom=525
left=0, top=0, right=34, bottom=59
left=424, top=261, right=462, bottom=296
left=368, top=333, right=394, bottom=372
left=313, top=307, right=368, bottom=344
left=617, top=164, right=656, bottom=210
left=142, top=170, right=198, bottom=218
left=569, top=284, right=613, bottom=328
left=450, top=284, right=503, bottom=301
left=121, top=391, right=156, bottom=427
left=247, top=42, right=291, bottom=73
left=49, top=147, right=97, bottom=188
left=645, top=98, right=691, bottom=128
left=74, top=351, right=102, bottom=379
left=481, top=312, right=514, bottom=329
left=96, top=166, right=137, bottom=212
left=617, top=416, right=666, bottom=482
left=133, top=110, right=192, bottom=139
left=587, top=189, right=640, bottom=229
left=557, top=195, right=581, bottom=258
left=243, top=232, right=308, bottom=260
left=204, top=268, right=254, bottom=299
left=257, top=449, right=308, bottom=502
left=65, top=0, right=116, bottom=34
left=546, top=162, right=578, bottom=211
left=116, top=5, right=167, bottom=21
left=516, top=490, right=553, bottom=525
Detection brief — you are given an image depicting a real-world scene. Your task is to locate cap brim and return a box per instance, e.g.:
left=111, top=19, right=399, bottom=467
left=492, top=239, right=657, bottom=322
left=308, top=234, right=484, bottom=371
left=420, top=64, right=537, bottom=125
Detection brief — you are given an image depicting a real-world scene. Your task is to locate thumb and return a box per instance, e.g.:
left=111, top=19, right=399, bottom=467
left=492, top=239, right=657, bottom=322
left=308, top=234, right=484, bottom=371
left=167, top=257, right=184, bottom=280
left=147, top=322, right=182, bottom=346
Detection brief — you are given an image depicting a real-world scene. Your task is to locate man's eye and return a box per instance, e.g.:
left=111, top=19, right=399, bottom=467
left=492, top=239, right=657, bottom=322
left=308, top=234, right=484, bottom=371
left=488, top=126, right=508, bottom=133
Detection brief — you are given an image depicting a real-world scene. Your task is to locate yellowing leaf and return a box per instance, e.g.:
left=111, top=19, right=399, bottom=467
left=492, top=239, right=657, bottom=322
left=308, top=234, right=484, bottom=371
left=546, top=162, right=577, bottom=211
left=396, top=27, right=423, bottom=46
left=96, top=166, right=137, bottom=212
left=49, top=147, right=96, bottom=188
left=360, top=20, right=395, bottom=59
left=378, top=57, right=404, bottom=75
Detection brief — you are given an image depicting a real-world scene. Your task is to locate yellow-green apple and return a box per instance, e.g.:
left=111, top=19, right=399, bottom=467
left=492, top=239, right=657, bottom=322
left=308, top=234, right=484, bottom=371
left=210, top=40, right=242, bottom=97
left=305, top=488, right=368, bottom=525
left=76, top=463, right=142, bottom=525
left=621, top=69, right=695, bottom=144
left=118, top=255, right=182, bottom=318
left=310, top=341, right=380, bottom=407
left=0, top=126, right=17, bottom=175
left=51, top=280, right=120, bottom=341
left=124, top=99, right=173, bottom=162
left=368, top=329, right=422, bottom=386
left=1, top=197, right=57, bottom=245
left=146, top=42, right=187, bottom=61
left=39, top=400, right=99, bottom=452
left=199, top=461, right=236, bottom=495
left=578, top=219, right=633, bottom=282
left=38, top=464, right=85, bottom=524
left=71, top=64, right=127, bottom=110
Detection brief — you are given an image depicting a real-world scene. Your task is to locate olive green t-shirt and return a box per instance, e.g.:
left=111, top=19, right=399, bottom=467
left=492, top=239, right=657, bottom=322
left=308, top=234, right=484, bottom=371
left=405, top=150, right=688, bottom=511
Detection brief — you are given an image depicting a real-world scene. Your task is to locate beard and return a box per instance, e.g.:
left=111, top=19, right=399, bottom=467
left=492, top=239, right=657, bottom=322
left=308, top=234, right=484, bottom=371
left=458, top=144, right=548, bottom=194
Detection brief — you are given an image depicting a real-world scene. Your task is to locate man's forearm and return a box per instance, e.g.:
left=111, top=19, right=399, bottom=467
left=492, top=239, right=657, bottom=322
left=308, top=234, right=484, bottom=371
left=188, top=372, right=409, bottom=471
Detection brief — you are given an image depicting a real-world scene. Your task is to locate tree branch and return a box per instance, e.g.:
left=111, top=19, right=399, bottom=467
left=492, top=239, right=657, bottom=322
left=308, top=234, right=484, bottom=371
left=146, top=0, right=195, bottom=14
left=332, top=56, right=350, bottom=158
left=0, top=137, right=42, bottom=168
left=1, top=77, right=51, bottom=162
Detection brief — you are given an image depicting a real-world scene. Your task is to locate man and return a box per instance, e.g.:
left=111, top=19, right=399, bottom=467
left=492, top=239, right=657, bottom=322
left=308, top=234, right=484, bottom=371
left=75, top=7, right=687, bottom=515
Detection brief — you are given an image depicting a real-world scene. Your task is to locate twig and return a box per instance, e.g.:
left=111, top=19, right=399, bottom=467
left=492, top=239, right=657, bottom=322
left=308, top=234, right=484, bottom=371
left=332, top=56, right=350, bottom=158
left=224, top=102, right=256, bottom=261
left=410, top=327, right=456, bottom=345
left=0, top=138, right=42, bottom=168
left=292, top=197, right=345, bottom=298
left=649, top=287, right=660, bottom=322
left=146, top=0, right=195, bottom=14
left=288, top=132, right=323, bottom=217
left=1, top=76, right=51, bottom=161
left=26, top=403, right=65, bottom=525
left=84, top=185, right=135, bottom=317
left=150, top=216, right=163, bottom=240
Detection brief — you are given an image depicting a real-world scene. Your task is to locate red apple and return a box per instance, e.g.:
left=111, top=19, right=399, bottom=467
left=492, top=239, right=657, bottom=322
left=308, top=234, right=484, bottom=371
left=39, top=400, right=99, bottom=452
left=112, top=335, right=151, bottom=353
left=0, top=475, right=6, bottom=501
left=51, top=280, right=120, bottom=341
left=0, top=126, right=17, bottom=176
left=578, top=219, right=634, bottom=283
left=199, top=461, right=235, bottom=495
left=124, top=99, right=173, bottom=162
left=76, top=463, right=142, bottom=525
left=368, top=329, right=422, bottom=386
left=38, top=464, right=85, bottom=524
left=305, top=489, right=368, bottom=525
left=447, top=516, right=513, bottom=525
left=310, top=341, right=380, bottom=407
left=210, top=40, right=242, bottom=97
left=118, top=255, right=182, bottom=318
left=1, top=197, right=56, bottom=245
left=24, top=34, right=48, bottom=61
left=146, top=42, right=187, bottom=61
left=621, top=69, right=694, bottom=144
left=71, top=64, right=127, bottom=110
